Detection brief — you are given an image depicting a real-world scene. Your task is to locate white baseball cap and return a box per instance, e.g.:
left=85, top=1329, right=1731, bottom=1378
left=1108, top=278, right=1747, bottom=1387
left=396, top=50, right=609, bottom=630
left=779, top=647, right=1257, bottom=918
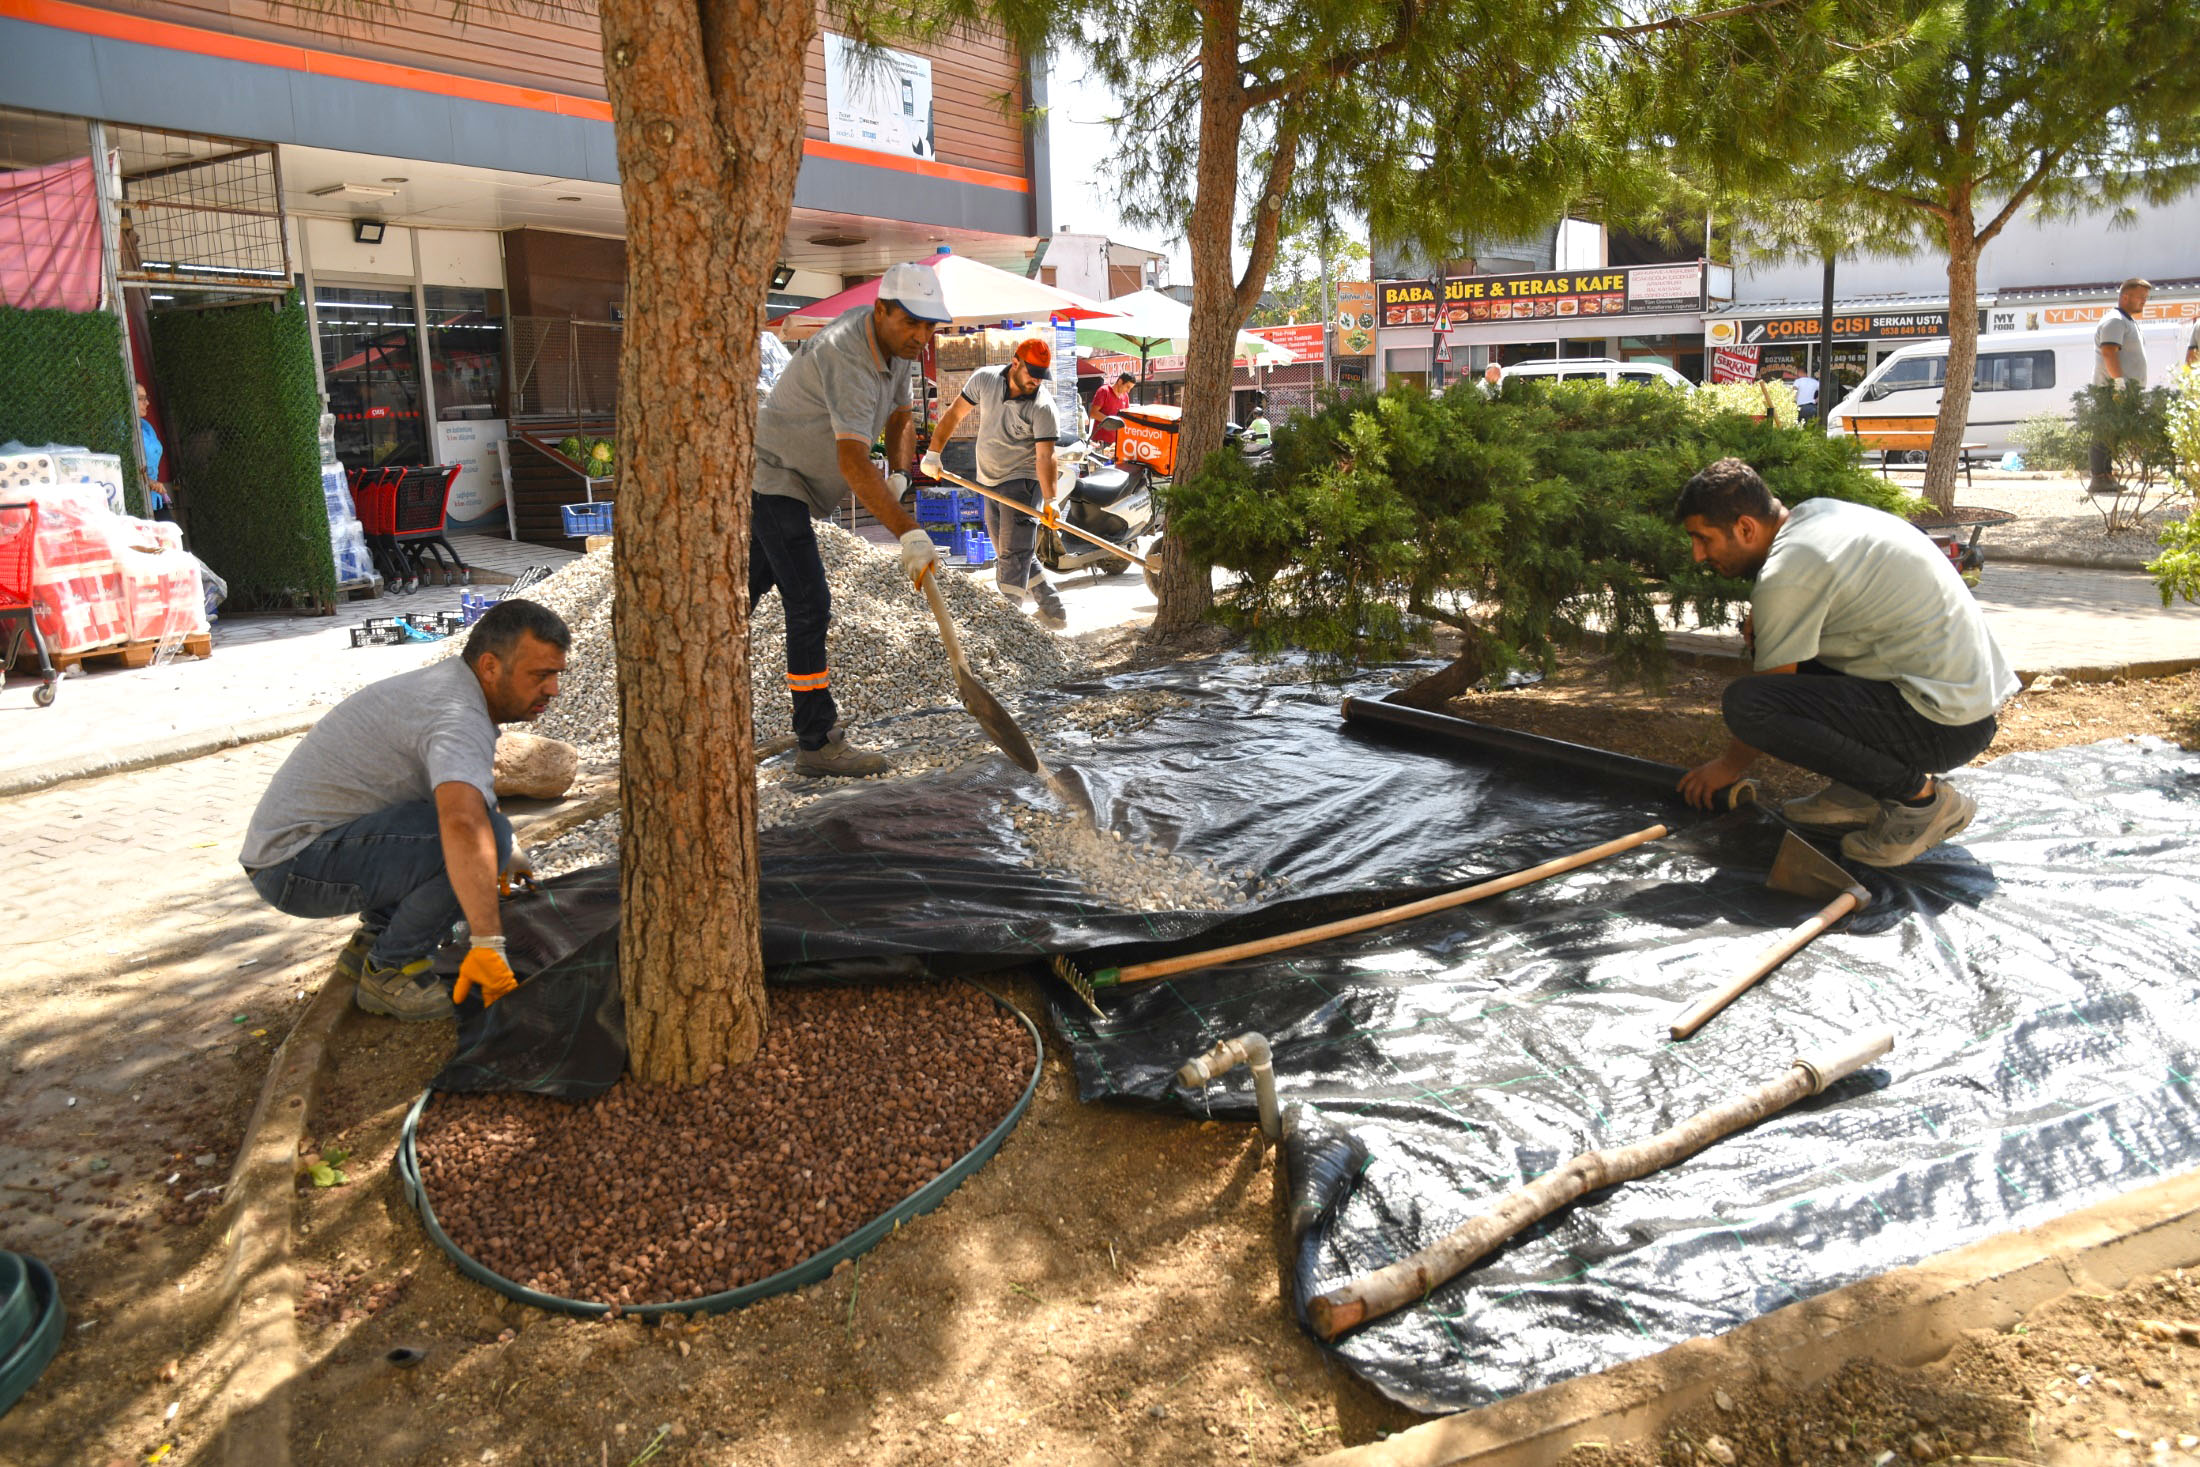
left=877, top=262, right=952, bottom=323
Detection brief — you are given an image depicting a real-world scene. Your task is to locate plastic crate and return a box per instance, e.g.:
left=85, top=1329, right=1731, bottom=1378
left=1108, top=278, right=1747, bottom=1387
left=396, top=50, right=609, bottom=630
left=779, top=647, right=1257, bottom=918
left=922, top=525, right=957, bottom=550
left=915, top=488, right=980, bottom=525
left=459, top=590, right=503, bottom=626
left=560, top=501, right=613, bottom=537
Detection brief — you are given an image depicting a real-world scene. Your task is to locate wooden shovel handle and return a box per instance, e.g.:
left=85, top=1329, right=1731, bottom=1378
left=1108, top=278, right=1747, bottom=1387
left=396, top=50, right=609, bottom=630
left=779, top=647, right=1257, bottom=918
left=1668, top=887, right=1865, bottom=1040
left=1114, top=823, right=1670, bottom=987
left=935, top=467, right=1152, bottom=571
left=917, top=568, right=970, bottom=679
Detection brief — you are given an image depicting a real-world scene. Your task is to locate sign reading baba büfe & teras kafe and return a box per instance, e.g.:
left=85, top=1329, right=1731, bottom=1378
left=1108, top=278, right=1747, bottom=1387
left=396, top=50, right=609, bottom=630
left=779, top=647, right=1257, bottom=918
left=1380, top=264, right=1706, bottom=328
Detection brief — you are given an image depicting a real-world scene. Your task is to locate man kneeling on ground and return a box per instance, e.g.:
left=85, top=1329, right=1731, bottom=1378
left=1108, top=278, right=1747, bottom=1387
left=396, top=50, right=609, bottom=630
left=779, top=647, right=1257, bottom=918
left=1675, top=458, right=2017, bottom=866
left=238, top=598, right=569, bottom=1018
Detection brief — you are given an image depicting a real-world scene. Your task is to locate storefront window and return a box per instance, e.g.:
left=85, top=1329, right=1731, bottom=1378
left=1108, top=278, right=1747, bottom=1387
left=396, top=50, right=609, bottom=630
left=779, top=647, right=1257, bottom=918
left=425, top=285, right=507, bottom=421
left=316, top=284, right=426, bottom=471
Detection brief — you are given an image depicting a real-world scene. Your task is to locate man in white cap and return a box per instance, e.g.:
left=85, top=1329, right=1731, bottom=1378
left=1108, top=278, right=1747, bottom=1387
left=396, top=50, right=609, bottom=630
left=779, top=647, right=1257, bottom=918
left=752, top=262, right=949, bottom=776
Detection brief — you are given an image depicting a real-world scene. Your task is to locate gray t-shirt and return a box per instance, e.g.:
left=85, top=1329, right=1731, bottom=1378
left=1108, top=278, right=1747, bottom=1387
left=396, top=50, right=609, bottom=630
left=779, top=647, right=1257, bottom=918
left=959, top=364, right=1060, bottom=486
left=240, top=657, right=500, bottom=870
left=1752, top=497, right=2017, bottom=726
left=754, top=307, right=916, bottom=517
left=2093, top=311, right=2147, bottom=387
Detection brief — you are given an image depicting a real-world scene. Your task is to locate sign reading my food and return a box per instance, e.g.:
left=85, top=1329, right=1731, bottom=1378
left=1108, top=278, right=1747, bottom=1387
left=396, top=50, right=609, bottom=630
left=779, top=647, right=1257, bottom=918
left=1378, top=264, right=1705, bottom=328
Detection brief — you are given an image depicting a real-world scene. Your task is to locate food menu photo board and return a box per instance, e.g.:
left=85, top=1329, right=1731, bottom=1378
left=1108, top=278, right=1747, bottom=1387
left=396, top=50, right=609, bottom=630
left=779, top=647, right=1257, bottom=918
left=1379, top=264, right=1709, bottom=327
left=1335, top=282, right=1378, bottom=356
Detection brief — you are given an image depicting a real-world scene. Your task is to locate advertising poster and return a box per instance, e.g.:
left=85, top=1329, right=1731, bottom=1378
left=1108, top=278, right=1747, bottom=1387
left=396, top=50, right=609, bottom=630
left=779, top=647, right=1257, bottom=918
left=1710, top=345, right=1761, bottom=384
left=823, top=34, right=936, bottom=160
left=1625, top=263, right=1706, bottom=315
left=1335, top=282, right=1378, bottom=356
left=1242, top=322, right=1326, bottom=366
left=434, top=419, right=507, bottom=525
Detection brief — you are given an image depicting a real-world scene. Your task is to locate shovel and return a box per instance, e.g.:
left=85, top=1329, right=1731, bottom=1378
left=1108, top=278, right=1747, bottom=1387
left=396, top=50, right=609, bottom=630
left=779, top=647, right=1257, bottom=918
left=932, top=468, right=1153, bottom=571
left=916, top=567, right=1042, bottom=775
left=1669, top=830, right=1871, bottom=1040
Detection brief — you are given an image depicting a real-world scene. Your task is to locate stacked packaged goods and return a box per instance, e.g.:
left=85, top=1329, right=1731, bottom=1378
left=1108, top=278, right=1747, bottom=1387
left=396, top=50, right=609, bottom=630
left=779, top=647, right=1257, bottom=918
left=319, top=415, right=378, bottom=586
left=25, top=482, right=131, bottom=657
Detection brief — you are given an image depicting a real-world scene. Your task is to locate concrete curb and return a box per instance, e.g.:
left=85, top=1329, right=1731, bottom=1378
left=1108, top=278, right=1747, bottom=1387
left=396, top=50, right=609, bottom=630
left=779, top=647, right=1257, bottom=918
left=0, top=708, right=325, bottom=799
left=1304, top=1164, right=2200, bottom=1467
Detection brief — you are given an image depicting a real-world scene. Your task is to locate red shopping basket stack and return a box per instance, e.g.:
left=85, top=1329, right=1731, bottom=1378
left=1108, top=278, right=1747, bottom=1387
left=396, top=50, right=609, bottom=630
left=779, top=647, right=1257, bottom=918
left=391, top=465, right=469, bottom=588
left=0, top=501, right=60, bottom=707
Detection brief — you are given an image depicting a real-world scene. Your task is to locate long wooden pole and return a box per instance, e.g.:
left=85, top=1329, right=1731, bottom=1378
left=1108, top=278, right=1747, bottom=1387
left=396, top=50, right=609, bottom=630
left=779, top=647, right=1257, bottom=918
left=1668, top=887, right=1867, bottom=1040
left=1088, top=824, right=1669, bottom=991
left=934, top=467, right=1152, bottom=571
left=1307, top=1029, right=1895, bottom=1340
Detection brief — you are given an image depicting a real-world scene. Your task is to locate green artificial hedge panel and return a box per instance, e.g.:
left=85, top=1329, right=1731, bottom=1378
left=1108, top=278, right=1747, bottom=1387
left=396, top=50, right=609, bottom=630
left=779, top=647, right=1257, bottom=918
left=0, top=306, right=143, bottom=515
left=149, top=292, right=336, bottom=609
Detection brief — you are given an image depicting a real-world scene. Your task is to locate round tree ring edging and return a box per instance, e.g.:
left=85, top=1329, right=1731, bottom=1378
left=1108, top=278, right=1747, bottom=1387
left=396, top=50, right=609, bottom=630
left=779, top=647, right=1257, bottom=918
left=396, top=982, right=1044, bottom=1320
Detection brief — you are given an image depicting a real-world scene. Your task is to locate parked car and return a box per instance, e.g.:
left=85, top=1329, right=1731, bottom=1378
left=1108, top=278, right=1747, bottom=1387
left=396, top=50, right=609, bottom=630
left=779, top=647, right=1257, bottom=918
left=1498, top=357, right=1692, bottom=389
left=1824, top=323, right=2190, bottom=457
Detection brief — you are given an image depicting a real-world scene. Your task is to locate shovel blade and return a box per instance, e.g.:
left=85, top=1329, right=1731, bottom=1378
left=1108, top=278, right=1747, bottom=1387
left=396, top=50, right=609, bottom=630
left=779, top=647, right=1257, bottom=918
left=1766, top=829, right=1864, bottom=904
left=953, top=666, right=1042, bottom=774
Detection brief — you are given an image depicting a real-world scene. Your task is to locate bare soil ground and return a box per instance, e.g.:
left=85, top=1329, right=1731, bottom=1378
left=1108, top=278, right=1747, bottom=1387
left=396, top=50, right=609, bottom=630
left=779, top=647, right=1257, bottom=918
left=9, top=648, right=2200, bottom=1466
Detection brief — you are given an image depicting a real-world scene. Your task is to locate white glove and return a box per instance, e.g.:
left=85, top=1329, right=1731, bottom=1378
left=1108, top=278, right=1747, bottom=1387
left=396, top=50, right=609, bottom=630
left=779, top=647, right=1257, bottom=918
left=920, top=449, right=944, bottom=479
left=898, top=528, right=941, bottom=585
left=2116, top=375, right=2136, bottom=391
left=887, top=470, right=910, bottom=498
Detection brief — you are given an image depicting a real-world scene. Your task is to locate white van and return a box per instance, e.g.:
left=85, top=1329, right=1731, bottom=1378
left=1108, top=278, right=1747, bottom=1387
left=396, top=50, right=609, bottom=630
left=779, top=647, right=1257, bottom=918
left=1499, top=357, right=1692, bottom=389
left=1825, top=323, right=2189, bottom=456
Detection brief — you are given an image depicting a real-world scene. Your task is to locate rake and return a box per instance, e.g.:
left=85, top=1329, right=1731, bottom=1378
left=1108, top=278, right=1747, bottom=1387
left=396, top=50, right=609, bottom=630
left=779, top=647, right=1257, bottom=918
left=1047, top=823, right=1670, bottom=1017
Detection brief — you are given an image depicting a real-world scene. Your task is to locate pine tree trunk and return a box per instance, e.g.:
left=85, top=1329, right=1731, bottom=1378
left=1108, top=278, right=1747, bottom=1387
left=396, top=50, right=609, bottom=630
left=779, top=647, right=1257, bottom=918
left=1151, top=0, right=1245, bottom=635
left=600, top=0, right=813, bottom=1084
left=1923, top=210, right=1980, bottom=516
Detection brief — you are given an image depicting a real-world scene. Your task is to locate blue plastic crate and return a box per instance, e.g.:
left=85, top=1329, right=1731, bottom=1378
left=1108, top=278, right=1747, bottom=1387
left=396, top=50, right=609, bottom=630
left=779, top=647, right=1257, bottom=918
left=922, top=525, right=957, bottom=550
left=560, top=501, right=614, bottom=537
left=915, top=487, right=980, bottom=525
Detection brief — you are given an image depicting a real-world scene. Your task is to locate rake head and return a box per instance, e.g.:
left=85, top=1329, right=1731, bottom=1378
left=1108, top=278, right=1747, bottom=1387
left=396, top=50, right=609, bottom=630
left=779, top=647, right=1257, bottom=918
left=1047, top=954, right=1120, bottom=1019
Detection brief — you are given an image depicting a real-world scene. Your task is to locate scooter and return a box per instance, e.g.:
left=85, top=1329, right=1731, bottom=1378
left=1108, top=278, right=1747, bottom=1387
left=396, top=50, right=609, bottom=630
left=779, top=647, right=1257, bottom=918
left=1037, top=428, right=1158, bottom=579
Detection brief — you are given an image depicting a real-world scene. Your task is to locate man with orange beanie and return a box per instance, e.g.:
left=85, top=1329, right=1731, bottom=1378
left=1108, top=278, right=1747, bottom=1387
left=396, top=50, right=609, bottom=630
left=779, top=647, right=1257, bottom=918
left=922, top=336, right=1068, bottom=629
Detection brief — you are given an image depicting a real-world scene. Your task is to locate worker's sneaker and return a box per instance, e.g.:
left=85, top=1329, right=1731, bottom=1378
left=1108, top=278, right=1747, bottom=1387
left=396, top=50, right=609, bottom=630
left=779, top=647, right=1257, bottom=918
left=1780, top=781, right=1880, bottom=832
left=794, top=728, right=889, bottom=778
left=333, top=925, right=380, bottom=979
left=1840, top=781, right=1977, bottom=867
left=355, top=955, right=457, bottom=1021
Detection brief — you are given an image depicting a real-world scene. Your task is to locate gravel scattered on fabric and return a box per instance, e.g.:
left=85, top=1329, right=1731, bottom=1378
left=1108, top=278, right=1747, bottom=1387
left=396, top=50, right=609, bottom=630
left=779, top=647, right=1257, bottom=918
left=1007, top=802, right=1267, bottom=913
left=412, top=983, right=1033, bottom=1309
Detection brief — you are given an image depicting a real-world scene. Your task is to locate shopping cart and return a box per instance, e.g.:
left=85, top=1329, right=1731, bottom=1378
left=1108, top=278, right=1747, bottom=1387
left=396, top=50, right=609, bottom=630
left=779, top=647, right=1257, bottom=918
left=348, top=466, right=412, bottom=592
left=0, top=500, right=59, bottom=708
left=391, top=465, right=470, bottom=587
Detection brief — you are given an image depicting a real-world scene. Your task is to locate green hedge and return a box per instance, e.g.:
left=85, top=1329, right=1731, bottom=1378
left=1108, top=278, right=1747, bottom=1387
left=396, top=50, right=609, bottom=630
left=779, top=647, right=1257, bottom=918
left=1169, top=378, right=1916, bottom=686
left=0, top=306, right=142, bottom=515
left=149, top=293, right=335, bottom=609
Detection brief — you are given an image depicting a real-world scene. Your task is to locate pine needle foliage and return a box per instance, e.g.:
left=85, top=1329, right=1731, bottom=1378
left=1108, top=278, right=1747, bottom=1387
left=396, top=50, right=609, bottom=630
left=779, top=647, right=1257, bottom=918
left=1168, top=381, right=1910, bottom=691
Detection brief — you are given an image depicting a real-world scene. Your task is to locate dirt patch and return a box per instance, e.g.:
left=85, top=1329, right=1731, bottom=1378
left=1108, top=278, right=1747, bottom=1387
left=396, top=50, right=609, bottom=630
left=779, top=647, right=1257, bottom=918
left=1561, top=1268, right=2200, bottom=1467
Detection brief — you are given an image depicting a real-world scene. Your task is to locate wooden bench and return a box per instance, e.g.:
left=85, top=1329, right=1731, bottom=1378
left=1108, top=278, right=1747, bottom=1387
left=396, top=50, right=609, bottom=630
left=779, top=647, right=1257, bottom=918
left=1845, top=416, right=1987, bottom=485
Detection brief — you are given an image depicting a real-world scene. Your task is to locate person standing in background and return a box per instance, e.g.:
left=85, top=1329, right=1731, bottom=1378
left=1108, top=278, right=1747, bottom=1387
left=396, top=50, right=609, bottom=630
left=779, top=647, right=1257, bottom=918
left=2090, top=278, right=2151, bottom=493
left=922, top=337, right=1068, bottom=630
left=137, top=381, right=172, bottom=522
left=1089, top=371, right=1134, bottom=451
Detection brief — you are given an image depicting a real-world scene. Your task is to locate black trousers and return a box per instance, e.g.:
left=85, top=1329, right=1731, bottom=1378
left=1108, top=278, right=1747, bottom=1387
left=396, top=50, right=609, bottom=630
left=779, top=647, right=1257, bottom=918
left=748, top=492, right=836, bottom=750
left=1723, top=661, right=1997, bottom=802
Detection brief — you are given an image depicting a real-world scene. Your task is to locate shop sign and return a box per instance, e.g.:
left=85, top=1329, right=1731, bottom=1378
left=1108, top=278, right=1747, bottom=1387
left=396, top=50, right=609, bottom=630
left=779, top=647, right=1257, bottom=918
left=823, top=34, right=937, bottom=160
left=1379, top=280, right=1438, bottom=328
left=1731, top=311, right=1951, bottom=343
left=1991, top=300, right=2200, bottom=332
left=435, top=419, right=508, bottom=522
left=1335, top=283, right=1378, bottom=355
left=1710, top=345, right=1761, bottom=384
left=1243, top=322, right=1326, bottom=365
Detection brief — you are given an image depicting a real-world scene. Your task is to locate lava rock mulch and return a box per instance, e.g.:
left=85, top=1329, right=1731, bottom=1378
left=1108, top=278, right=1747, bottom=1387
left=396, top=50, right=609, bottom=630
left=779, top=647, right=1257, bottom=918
left=411, top=983, right=1035, bottom=1308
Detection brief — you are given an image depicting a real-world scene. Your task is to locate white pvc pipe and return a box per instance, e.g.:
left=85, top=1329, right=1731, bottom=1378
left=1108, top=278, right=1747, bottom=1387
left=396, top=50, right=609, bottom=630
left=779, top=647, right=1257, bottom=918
left=1174, top=1032, right=1280, bottom=1140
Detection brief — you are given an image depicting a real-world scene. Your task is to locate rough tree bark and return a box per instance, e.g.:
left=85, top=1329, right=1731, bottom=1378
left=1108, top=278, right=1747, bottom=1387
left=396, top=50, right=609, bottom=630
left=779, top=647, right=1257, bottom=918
left=1154, top=0, right=1299, bottom=634
left=601, top=0, right=813, bottom=1084
left=1923, top=200, right=1979, bottom=516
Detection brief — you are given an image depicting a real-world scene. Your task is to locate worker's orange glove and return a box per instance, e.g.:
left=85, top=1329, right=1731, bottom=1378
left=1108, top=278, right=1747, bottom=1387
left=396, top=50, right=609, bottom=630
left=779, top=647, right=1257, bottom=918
left=453, top=939, right=518, bottom=1007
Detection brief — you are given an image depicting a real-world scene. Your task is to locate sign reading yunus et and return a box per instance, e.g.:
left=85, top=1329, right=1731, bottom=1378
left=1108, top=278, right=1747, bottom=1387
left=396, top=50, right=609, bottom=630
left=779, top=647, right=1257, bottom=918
left=823, top=35, right=936, bottom=160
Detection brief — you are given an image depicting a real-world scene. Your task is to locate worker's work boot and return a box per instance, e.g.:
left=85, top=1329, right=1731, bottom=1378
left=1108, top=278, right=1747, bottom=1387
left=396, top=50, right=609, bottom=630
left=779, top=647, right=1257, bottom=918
left=1841, top=780, right=1977, bottom=868
left=334, top=925, right=380, bottom=979
left=795, top=727, right=890, bottom=778
left=355, top=955, right=457, bottom=1021
left=1033, top=587, right=1069, bottom=631
left=1780, top=781, right=1879, bottom=832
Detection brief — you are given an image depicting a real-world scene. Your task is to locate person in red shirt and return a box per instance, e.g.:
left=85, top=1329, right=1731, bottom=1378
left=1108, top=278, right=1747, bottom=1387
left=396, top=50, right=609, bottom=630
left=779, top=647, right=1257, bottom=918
left=1089, top=372, right=1134, bottom=449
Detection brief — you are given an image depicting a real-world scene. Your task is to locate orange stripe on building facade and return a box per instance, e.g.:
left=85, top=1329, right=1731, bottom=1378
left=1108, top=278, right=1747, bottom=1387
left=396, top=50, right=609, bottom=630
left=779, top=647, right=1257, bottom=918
left=3, top=0, right=1032, bottom=193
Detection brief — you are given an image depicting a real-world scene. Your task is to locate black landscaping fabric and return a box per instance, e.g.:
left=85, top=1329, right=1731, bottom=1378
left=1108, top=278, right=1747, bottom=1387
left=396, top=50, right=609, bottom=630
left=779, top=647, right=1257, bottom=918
left=453, top=658, right=2200, bottom=1416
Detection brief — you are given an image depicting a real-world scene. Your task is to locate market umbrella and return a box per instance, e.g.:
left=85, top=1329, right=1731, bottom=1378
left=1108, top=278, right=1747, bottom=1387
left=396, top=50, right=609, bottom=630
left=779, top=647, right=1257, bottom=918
left=1074, top=288, right=1298, bottom=400
left=772, top=248, right=1117, bottom=327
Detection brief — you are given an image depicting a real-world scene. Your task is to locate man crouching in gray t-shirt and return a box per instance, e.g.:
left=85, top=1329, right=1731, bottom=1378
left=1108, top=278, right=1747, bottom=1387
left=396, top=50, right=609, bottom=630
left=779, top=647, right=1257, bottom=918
left=239, top=599, right=570, bottom=1019
left=1675, top=458, right=2017, bottom=867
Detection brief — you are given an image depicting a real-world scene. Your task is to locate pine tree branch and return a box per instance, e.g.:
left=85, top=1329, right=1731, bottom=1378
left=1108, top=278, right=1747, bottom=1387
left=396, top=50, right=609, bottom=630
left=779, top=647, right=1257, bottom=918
left=1974, top=141, right=2073, bottom=249
left=1239, top=0, right=1420, bottom=107
left=1850, top=179, right=1955, bottom=224
left=1596, top=0, right=1798, bottom=40
left=1235, top=115, right=1302, bottom=318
